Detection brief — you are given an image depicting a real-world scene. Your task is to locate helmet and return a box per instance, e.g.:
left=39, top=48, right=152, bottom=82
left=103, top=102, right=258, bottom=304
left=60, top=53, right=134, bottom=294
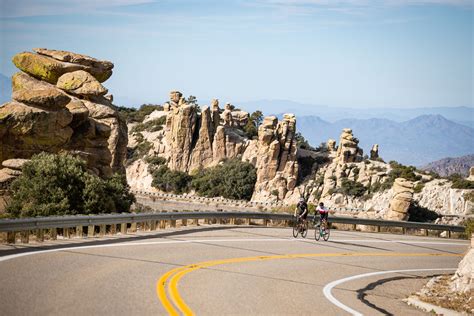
left=319, top=202, right=324, bottom=207
left=299, top=197, right=305, bottom=203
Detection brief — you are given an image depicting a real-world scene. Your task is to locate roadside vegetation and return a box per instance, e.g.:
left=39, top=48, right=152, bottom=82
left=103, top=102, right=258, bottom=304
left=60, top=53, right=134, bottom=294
left=6, top=153, right=135, bottom=217
left=116, top=104, right=164, bottom=123
left=150, top=158, right=257, bottom=200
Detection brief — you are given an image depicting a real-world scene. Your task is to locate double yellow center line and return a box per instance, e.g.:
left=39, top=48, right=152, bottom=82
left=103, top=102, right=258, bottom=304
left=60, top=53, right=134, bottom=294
left=156, top=252, right=460, bottom=315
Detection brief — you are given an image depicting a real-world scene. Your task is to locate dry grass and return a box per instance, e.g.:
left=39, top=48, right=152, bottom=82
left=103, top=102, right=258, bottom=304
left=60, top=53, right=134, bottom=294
left=417, top=275, right=474, bottom=314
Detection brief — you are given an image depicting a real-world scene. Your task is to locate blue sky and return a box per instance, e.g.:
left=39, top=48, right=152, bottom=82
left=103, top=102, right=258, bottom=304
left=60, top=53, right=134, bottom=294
left=0, top=0, right=472, bottom=108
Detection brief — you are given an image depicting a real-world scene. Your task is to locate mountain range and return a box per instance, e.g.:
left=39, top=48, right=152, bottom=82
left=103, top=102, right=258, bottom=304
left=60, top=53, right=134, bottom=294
left=239, top=99, right=474, bottom=128
left=421, top=154, right=474, bottom=177
left=293, top=114, right=474, bottom=167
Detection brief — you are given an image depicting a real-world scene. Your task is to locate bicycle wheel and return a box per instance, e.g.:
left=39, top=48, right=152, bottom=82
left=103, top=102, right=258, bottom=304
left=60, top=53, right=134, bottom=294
left=314, top=225, right=321, bottom=241
left=301, top=221, right=308, bottom=238
left=292, top=221, right=299, bottom=238
left=323, top=224, right=330, bottom=241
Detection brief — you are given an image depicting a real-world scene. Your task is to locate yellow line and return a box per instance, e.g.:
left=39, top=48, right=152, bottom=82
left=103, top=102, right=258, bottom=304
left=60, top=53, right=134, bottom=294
left=157, top=252, right=461, bottom=315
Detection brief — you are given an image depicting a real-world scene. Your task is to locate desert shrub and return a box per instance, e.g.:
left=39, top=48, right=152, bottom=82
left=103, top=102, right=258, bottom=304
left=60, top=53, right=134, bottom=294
left=243, top=111, right=263, bottom=139
left=131, top=117, right=166, bottom=133
left=462, top=219, right=474, bottom=238
left=335, top=178, right=367, bottom=197
left=191, top=159, right=257, bottom=200
left=7, top=153, right=135, bottom=217
left=295, top=132, right=315, bottom=151
left=151, top=165, right=191, bottom=194
left=413, top=183, right=425, bottom=193
left=145, top=156, right=167, bottom=166
left=126, top=140, right=152, bottom=165
left=116, top=104, right=164, bottom=123
left=463, top=191, right=474, bottom=203
left=407, top=201, right=439, bottom=222
left=448, top=174, right=474, bottom=189
left=371, top=161, right=422, bottom=193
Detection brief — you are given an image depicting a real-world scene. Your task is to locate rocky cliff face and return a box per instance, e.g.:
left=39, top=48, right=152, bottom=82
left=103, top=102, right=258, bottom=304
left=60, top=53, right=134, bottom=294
left=0, top=48, right=127, bottom=177
left=126, top=92, right=299, bottom=201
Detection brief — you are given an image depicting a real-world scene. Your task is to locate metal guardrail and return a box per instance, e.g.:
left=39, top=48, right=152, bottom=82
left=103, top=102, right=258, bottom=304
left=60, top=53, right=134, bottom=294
left=0, top=211, right=465, bottom=233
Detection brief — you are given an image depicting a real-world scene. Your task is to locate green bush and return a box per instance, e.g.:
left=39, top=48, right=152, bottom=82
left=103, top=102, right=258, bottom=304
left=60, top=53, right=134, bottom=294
left=151, top=165, right=191, bottom=194
left=336, top=178, right=367, bottom=197
left=131, top=117, right=166, bottom=133
left=126, top=140, right=153, bottom=165
left=116, top=104, right=164, bottom=123
left=371, top=161, right=422, bottom=193
left=243, top=111, right=263, bottom=139
left=191, top=159, right=257, bottom=200
left=413, top=183, right=425, bottom=193
left=448, top=174, right=474, bottom=189
left=6, top=153, right=135, bottom=217
left=462, top=219, right=474, bottom=238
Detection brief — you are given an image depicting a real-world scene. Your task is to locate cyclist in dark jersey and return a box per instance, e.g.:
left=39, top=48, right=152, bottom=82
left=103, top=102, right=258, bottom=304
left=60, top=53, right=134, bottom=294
left=294, top=197, right=308, bottom=221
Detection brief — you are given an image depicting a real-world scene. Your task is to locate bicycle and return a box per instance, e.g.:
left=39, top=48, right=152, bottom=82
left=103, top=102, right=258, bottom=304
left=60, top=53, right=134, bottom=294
left=292, top=216, right=308, bottom=238
left=314, top=217, right=330, bottom=241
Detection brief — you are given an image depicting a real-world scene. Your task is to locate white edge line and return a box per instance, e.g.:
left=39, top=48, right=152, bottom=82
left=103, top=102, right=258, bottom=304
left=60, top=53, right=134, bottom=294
left=322, top=268, right=457, bottom=316
left=0, top=238, right=467, bottom=263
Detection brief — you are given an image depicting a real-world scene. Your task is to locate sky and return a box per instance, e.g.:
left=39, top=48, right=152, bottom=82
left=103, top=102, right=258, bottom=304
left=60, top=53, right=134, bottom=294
left=0, top=0, right=472, bottom=108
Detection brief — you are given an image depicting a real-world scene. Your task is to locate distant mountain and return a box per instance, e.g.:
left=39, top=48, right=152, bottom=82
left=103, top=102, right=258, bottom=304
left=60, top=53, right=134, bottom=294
left=239, top=99, right=474, bottom=127
left=295, top=114, right=474, bottom=167
left=0, top=73, right=11, bottom=104
left=421, top=154, right=474, bottom=177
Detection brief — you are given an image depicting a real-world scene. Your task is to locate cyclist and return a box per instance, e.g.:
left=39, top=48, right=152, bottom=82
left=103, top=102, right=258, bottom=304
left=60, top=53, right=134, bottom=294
left=316, top=202, right=329, bottom=228
left=294, top=197, right=308, bottom=228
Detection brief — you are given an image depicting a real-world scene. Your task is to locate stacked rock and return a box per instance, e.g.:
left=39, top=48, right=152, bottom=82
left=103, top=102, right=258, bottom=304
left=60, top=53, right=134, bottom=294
left=336, top=128, right=363, bottom=163
left=385, top=178, right=414, bottom=220
left=0, top=48, right=127, bottom=177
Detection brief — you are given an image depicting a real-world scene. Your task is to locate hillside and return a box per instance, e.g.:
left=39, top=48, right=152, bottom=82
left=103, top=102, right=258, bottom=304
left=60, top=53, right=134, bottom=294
left=421, top=154, right=474, bottom=177
left=295, top=114, right=474, bottom=166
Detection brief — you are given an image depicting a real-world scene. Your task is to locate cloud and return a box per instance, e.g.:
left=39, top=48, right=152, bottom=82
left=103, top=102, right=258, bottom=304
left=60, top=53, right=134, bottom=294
left=0, top=0, right=157, bottom=18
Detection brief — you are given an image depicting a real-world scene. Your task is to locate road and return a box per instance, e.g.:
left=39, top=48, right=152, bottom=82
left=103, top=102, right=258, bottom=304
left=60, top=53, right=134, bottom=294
left=0, top=225, right=469, bottom=315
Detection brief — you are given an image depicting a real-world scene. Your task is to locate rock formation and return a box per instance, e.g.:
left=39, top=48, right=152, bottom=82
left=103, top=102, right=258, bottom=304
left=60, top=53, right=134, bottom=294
left=469, top=167, right=474, bottom=181
left=450, top=239, right=473, bottom=293
left=385, top=178, right=414, bottom=220
left=335, top=128, right=363, bottom=163
left=0, top=48, right=127, bottom=177
left=327, top=139, right=336, bottom=152
left=370, top=144, right=379, bottom=160
left=251, top=114, right=299, bottom=201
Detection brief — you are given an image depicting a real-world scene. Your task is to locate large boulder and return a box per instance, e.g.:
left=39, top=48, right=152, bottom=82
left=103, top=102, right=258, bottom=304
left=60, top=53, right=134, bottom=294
left=12, top=50, right=113, bottom=84
left=385, top=178, right=414, bottom=220
left=336, top=128, right=363, bottom=163
left=2, top=48, right=126, bottom=178
left=57, top=70, right=108, bottom=96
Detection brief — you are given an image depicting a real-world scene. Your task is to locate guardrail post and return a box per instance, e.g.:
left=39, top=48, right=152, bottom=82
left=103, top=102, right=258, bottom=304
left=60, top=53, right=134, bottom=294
left=99, top=225, right=106, bottom=237
left=424, top=229, right=429, bottom=236
left=130, top=222, right=137, bottom=233
left=20, top=231, right=29, bottom=243
left=7, top=232, right=16, bottom=244
left=150, top=221, right=157, bottom=231
left=76, top=226, right=83, bottom=238
left=447, top=230, right=451, bottom=238
left=36, top=229, right=44, bottom=242
left=375, top=226, right=381, bottom=233
left=204, top=218, right=210, bottom=225
left=110, top=224, right=117, bottom=234
left=63, top=228, right=70, bottom=239
left=402, top=227, right=406, bottom=235
left=230, top=218, right=235, bottom=225
left=352, top=224, right=357, bottom=231
left=88, top=225, right=94, bottom=238
left=120, top=223, right=127, bottom=234
left=181, top=219, right=187, bottom=227
left=50, top=228, right=57, bottom=240
left=246, top=218, right=251, bottom=225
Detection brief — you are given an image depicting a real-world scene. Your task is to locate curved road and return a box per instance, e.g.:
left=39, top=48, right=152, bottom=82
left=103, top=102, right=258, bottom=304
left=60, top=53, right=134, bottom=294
left=0, top=225, right=468, bottom=315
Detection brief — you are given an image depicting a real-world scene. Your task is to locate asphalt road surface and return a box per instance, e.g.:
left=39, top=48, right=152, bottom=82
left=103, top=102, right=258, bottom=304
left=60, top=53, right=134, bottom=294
left=0, top=225, right=469, bottom=315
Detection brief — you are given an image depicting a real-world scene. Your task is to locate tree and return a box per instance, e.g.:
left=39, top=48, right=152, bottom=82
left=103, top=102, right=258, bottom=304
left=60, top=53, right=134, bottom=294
left=295, top=132, right=315, bottom=151
left=243, top=111, right=264, bottom=139
left=191, top=159, right=257, bottom=200
left=250, top=111, right=263, bottom=127
left=7, top=153, right=135, bottom=217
